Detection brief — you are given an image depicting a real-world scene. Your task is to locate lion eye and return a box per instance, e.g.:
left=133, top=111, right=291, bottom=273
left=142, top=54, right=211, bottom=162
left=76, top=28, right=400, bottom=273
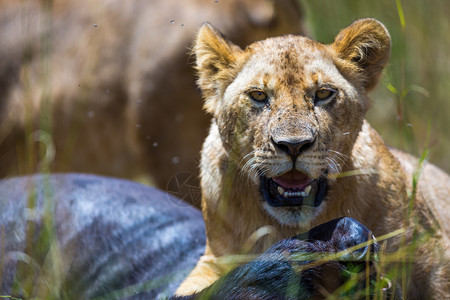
left=249, top=91, right=268, bottom=102
left=315, top=88, right=336, bottom=102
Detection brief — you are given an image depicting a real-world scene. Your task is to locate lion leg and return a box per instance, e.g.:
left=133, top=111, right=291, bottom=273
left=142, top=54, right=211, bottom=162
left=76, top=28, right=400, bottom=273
left=175, top=254, right=222, bottom=296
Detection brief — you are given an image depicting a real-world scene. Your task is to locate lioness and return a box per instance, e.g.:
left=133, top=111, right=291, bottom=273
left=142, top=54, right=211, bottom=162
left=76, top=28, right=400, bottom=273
left=176, top=19, right=450, bottom=299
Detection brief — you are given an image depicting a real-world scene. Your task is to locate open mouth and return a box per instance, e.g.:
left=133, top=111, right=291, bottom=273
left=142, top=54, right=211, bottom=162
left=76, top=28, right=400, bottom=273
left=260, top=170, right=328, bottom=207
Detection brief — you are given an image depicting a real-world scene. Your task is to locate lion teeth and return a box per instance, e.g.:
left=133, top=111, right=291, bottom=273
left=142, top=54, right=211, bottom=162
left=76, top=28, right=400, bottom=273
left=304, top=185, right=312, bottom=195
left=278, top=185, right=313, bottom=198
left=283, top=191, right=304, bottom=198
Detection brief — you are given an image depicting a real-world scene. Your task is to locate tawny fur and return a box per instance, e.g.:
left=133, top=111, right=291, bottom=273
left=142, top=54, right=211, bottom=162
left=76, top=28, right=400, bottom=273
left=176, top=19, right=450, bottom=299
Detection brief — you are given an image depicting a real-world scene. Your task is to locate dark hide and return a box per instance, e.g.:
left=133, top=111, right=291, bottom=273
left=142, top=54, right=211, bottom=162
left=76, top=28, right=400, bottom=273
left=0, top=174, right=205, bottom=299
left=172, top=218, right=402, bottom=300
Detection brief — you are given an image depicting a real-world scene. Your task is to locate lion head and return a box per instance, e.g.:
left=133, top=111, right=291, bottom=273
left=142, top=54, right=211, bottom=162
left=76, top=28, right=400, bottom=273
left=195, top=19, right=391, bottom=227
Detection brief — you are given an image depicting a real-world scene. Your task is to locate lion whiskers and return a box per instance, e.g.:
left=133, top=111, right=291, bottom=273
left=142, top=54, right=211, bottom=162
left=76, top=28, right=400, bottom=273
left=239, top=150, right=291, bottom=184
left=324, top=156, right=341, bottom=175
left=239, top=149, right=348, bottom=182
left=328, top=149, right=349, bottom=166
left=324, top=149, right=350, bottom=177
left=239, top=152, right=269, bottom=184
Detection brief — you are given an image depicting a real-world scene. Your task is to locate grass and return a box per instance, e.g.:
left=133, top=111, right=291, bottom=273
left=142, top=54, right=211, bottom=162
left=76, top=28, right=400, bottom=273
left=1, top=0, right=448, bottom=299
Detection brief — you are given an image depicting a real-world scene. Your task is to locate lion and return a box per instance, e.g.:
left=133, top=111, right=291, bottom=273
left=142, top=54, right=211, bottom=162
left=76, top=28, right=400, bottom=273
left=0, top=0, right=304, bottom=196
left=175, top=19, right=450, bottom=299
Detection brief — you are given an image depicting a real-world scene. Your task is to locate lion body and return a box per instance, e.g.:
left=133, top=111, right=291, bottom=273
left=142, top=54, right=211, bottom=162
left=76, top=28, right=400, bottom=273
left=177, top=20, right=450, bottom=299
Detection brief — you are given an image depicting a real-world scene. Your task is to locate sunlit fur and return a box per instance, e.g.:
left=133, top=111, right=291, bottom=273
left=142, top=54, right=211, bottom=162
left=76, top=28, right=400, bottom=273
left=177, top=19, right=450, bottom=299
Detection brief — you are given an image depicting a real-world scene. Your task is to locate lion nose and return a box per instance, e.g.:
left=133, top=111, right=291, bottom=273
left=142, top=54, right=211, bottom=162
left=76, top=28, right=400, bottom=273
left=272, top=136, right=315, bottom=158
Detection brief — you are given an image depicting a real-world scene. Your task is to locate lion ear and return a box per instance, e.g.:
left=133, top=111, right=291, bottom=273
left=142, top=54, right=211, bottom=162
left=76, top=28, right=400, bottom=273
left=332, top=18, right=391, bottom=91
left=194, top=23, right=242, bottom=114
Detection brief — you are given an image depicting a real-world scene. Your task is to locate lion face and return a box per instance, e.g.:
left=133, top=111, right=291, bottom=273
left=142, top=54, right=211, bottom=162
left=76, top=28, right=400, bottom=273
left=195, top=19, right=390, bottom=226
